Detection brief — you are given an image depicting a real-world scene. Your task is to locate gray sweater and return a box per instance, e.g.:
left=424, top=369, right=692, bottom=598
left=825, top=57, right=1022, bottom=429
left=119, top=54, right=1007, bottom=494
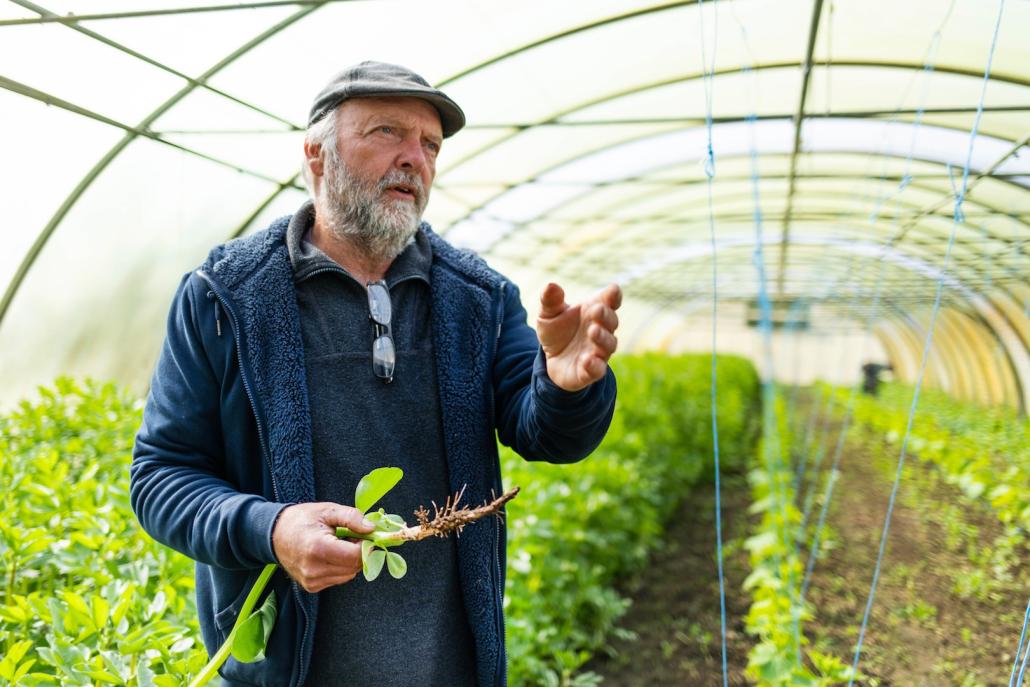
left=286, top=202, right=476, bottom=685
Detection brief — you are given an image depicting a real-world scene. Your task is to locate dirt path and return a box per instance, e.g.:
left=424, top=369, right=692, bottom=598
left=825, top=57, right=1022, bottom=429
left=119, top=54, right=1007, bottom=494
left=585, top=471, right=753, bottom=686
left=801, top=425, right=1029, bottom=686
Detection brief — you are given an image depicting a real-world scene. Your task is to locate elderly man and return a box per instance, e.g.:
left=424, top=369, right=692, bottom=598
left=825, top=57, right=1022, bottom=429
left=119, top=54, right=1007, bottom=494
left=131, top=62, right=620, bottom=687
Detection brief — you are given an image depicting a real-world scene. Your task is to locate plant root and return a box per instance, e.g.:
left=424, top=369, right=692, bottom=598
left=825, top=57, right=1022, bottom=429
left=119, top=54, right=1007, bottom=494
left=405, top=486, right=521, bottom=541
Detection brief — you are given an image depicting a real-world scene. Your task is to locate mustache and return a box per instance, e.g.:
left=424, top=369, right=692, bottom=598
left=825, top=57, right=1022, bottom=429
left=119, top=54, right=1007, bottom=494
left=377, top=170, right=426, bottom=207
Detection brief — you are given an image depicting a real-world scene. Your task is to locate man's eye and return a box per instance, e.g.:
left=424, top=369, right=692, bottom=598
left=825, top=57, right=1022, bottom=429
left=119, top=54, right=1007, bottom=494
left=379, top=126, right=395, bottom=135
left=426, top=142, right=440, bottom=154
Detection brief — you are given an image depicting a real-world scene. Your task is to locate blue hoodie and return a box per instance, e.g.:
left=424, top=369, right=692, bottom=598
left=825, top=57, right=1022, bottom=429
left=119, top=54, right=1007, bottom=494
left=130, top=214, right=617, bottom=687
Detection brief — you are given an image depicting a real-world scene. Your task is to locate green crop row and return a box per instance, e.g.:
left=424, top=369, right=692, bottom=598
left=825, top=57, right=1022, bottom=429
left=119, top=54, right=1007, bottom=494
left=741, top=392, right=856, bottom=687
left=836, top=384, right=1029, bottom=536
left=502, top=352, right=761, bottom=686
left=1, top=355, right=763, bottom=686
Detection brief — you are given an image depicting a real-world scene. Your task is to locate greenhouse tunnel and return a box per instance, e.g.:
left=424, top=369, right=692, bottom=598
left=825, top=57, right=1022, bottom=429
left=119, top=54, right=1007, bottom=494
left=1, top=0, right=1026, bottom=412
left=1, top=1, right=1029, bottom=685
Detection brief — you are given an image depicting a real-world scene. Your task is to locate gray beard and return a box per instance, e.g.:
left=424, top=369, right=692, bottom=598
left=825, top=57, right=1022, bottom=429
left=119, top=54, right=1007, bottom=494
left=318, top=162, right=427, bottom=264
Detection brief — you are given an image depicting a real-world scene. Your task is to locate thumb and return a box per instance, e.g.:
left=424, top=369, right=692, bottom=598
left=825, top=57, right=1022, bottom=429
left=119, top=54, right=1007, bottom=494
left=539, top=283, right=567, bottom=319
left=323, top=505, right=375, bottom=533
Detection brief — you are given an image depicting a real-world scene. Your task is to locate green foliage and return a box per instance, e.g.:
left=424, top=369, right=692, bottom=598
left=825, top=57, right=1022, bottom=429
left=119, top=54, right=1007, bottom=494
left=196, top=463, right=412, bottom=687
left=502, top=353, right=761, bottom=686
left=230, top=590, right=277, bottom=663
left=0, top=377, right=207, bottom=685
left=348, top=468, right=409, bottom=581
left=361, top=541, right=386, bottom=582
left=742, top=392, right=857, bottom=686
left=841, top=384, right=1029, bottom=540
left=3, top=357, right=764, bottom=686
left=354, top=467, right=404, bottom=514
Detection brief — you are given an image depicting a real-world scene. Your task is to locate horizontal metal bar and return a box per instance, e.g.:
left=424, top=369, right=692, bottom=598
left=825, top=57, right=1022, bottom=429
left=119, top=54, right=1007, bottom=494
left=463, top=105, right=1030, bottom=130
left=0, top=74, right=286, bottom=184
left=0, top=0, right=331, bottom=26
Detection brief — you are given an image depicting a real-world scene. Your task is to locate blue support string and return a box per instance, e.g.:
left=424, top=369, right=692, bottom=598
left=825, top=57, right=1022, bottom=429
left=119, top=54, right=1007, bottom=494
left=697, top=2, right=728, bottom=685
left=1010, top=598, right=1030, bottom=687
left=847, top=2, right=1006, bottom=682
left=799, top=0, right=956, bottom=608
left=731, top=3, right=803, bottom=666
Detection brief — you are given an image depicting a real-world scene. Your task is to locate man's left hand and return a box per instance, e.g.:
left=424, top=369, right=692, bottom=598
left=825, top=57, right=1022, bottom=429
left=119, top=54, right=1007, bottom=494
left=536, top=282, right=622, bottom=393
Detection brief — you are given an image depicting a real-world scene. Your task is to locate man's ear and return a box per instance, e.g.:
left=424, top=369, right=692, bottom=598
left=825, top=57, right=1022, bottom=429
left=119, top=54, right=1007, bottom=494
left=303, top=141, right=324, bottom=178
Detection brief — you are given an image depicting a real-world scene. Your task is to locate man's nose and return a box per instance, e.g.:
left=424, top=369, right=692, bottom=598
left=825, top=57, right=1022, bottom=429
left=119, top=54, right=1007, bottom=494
left=396, top=136, right=428, bottom=172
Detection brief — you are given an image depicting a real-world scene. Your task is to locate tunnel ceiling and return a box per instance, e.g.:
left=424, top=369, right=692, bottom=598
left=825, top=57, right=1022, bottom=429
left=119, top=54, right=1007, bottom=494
left=0, top=0, right=1027, bottom=406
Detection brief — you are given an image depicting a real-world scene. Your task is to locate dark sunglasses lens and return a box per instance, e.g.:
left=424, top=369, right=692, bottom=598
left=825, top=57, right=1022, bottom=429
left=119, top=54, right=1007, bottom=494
left=372, top=334, right=395, bottom=380
left=367, top=283, right=392, bottom=325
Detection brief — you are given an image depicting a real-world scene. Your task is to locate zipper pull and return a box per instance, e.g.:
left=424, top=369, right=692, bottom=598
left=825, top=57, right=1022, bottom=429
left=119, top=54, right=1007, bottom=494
left=206, top=290, right=223, bottom=336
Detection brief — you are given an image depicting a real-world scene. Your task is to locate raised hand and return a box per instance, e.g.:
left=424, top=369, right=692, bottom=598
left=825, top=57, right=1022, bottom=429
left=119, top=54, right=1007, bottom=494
left=271, top=502, right=375, bottom=593
left=536, top=282, right=622, bottom=393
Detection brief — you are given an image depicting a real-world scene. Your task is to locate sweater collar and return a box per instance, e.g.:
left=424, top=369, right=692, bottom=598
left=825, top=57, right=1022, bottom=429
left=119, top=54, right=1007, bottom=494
left=286, top=199, right=432, bottom=287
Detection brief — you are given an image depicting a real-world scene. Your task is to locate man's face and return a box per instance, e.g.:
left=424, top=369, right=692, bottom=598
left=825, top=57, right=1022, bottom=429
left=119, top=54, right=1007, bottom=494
left=333, top=96, right=442, bottom=216
left=313, top=96, right=443, bottom=261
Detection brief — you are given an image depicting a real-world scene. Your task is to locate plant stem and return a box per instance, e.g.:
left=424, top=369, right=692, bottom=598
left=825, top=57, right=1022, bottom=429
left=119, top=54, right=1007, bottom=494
left=187, top=563, right=277, bottom=687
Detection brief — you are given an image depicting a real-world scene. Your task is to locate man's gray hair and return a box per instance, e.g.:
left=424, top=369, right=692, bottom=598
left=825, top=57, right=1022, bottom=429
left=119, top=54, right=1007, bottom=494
left=300, top=106, right=339, bottom=196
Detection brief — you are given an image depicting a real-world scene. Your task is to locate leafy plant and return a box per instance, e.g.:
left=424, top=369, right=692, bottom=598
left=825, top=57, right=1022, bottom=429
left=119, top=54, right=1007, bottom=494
left=503, top=353, right=762, bottom=686
left=187, top=467, right=517, bottom=686
left=0, top=378, right=206, bottom=686
left=742, top=391, right=859, bottom=686
left=835, top=383, right=1029, bottom=539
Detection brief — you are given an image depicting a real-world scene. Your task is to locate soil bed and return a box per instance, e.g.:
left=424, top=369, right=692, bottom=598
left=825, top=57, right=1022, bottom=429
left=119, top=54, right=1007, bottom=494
left=800, top=421, right=1029, bottom=686
left=586, top=470, right=753, bottom=686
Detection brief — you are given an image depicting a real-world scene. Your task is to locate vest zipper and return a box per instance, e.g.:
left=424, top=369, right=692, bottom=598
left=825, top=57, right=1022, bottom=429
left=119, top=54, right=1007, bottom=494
left=490, top=280, right=508, bottom=687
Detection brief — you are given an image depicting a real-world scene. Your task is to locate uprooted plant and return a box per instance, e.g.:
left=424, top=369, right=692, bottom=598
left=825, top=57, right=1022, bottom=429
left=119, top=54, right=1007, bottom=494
left=187, top=467, right=519, bottom=687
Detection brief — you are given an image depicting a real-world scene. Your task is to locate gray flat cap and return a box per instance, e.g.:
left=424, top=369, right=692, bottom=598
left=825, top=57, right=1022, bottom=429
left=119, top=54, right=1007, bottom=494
left=308, top=61, right=465, bottom=138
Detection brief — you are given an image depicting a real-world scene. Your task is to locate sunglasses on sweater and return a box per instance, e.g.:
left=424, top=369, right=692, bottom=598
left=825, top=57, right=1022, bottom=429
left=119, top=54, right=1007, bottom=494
left=366, top=280, right=395, bottom=384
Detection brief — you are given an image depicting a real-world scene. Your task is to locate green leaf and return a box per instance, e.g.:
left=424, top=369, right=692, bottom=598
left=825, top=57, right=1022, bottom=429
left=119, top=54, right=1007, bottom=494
left=363, top=549, right=386, bottom=581
left=354, top=467, right=403, bottom=514
left=386, top=551, right=407, bottom=579
left=136, top=660, right=157, bottom=687
left=361, top=539, right=375, bottom=564
left=231, top=590, right=278, bottom=663
left=84, top=669, right=123, bottom=684
left=5, top=641, right=31, bottom=666
left=383, top=513, right=407, bottom=530
left=12, top=658, right=35, bottom=682
left=371, top=512, right=405, bottom=533
left=0, top=657, right=14, bottom=681
left=91, top=594, right=110, bottom=630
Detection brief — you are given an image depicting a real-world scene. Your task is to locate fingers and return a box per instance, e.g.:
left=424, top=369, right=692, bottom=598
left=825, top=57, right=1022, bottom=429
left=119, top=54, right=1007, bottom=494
left=588, top=322, right=618, bottom=357
left=539, top=281, right=623, bottom=391
left=538, top=282, right=567, bottom=320
left=272, top=502, right=371, bottom=593
left=600, top=283, right=622, bottom=311
left=322, top=505, right=375, bottom=534
left=305, top=536, right=363, bottom=572
left=292, top=535, right=364, bottom=593
left=581, top=353, right=609, bottom=382
left=586, top=301, right=620, bottom=336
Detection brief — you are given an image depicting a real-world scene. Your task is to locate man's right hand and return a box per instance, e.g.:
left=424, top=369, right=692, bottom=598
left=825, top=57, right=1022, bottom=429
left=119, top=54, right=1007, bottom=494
left=271, top=502, right=376, bottom=593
